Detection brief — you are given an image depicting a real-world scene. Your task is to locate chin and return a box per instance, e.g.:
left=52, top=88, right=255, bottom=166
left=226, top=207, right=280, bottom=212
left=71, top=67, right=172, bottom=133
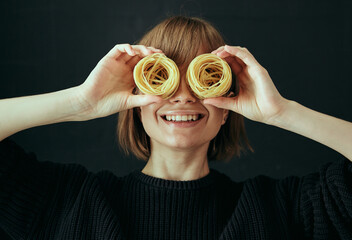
left=159, top=136, right=209, bottom=151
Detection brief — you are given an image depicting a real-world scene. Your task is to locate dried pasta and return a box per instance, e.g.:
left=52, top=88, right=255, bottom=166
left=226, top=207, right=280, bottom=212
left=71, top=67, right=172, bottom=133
left=133, top=53, right=180, bottom=99
left=186, top=53, right=232, bottom=99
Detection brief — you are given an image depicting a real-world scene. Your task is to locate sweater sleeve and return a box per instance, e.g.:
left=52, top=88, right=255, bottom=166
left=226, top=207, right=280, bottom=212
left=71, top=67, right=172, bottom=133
left=219, top=157, right=352, bottom=240
left=0, top=138, right=89, bottom=239
left=294, top=157, right=352, bottom=239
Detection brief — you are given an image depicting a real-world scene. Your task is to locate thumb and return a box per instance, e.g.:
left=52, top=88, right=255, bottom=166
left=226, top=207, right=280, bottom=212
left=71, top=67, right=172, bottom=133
left=127, top=94, right=163, bottom=108
left=203, top=97, right=239, bottom=113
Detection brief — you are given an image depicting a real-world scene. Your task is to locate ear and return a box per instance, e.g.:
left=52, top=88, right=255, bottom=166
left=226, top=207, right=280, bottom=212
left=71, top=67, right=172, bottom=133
left=221, top=91, right=234, bottom=125
left=133, top=87, right=142, bottom=120
left=227, top=91, right=235, bottom=97
left=221, top=109, right=229, bottom=125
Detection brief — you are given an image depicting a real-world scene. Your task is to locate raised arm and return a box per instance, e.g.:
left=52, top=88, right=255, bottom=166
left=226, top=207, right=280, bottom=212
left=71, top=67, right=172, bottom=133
left=205, top=45, right=352, bottom=161
left=0, top=44, right=162, bottom=141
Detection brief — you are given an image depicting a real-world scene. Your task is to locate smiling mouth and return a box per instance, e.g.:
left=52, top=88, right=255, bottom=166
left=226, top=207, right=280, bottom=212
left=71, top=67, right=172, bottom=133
left=161, top=114, right=205, bottom=122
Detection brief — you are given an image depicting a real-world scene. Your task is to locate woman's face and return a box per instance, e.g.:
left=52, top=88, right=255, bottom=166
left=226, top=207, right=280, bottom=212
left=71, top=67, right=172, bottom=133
left=139, top=59, right=229, bottom=153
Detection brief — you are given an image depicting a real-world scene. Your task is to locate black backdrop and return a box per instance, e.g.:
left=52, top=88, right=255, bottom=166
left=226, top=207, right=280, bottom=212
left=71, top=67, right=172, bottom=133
left=1, top=0, right=351, bottom=181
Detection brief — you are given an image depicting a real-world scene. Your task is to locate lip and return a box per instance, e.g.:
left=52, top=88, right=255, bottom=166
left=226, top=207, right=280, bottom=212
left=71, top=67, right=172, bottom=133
left=159, top=110, right=206, bottom=115
left=158, top=110, right=207, bottom=128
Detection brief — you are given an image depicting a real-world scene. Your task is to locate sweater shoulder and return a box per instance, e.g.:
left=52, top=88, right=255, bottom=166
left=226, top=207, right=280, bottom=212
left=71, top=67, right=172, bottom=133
left=220, top=157, right=352, bottom=239
left=0, top=138, right=94, bottom=239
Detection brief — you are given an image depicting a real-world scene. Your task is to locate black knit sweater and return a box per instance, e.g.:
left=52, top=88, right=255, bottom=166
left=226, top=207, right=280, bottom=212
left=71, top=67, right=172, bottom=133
left=1, top=139, right=352, bottom=239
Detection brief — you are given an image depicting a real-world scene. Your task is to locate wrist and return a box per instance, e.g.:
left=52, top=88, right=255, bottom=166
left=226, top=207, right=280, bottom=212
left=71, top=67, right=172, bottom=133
left=65, top=86, right=95, bottom=121
left=265, top=99, right=298, bottom=129
left=0, top=86, right=94, bottom=140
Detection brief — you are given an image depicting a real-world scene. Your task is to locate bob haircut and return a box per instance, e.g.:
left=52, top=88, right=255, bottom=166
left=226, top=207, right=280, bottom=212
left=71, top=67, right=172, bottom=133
left=117, top=15, right=252, bottom=161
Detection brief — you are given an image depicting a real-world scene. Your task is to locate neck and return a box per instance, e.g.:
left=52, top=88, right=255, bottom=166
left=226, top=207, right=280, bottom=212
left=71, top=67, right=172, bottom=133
left=142, top=142, right=210, bottom=181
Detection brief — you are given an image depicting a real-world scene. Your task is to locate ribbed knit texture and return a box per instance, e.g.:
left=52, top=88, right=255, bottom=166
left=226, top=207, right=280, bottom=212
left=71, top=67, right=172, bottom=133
left=1, top=138, right=352, bottom=239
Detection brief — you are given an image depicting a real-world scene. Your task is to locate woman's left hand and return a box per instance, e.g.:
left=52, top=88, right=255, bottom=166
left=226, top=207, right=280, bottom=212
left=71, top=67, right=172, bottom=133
left=204, top=45, right=288, bottom=124
left=206, top=46, right=352, bottom=161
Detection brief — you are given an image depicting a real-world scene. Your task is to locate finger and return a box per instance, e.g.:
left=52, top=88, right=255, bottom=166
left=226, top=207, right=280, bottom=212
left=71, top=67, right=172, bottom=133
left=132, top=45, right=154, bottom=57
left=124, top=44, right=136, bottom=56
left=234, top=55, right=246, bottom=69
left=216, top=49, right=233, bottom=58
left=147, top=46, right=163, bottom=53
left=215, top=50, right=244, bottom=75
left=127, top=95, right=163, bottom=108
left=211, top=46, right=225, bottom=54
left=216, top=50, right=246, bottom=69
left=224, top=56, right=243, bottom=75
left=224, top=45, right=260, bottom=68
left=105, top=44, right=124, bottom=59
left=203, top=97, right=239, bottom=113
left=134, top=45, right=163, bottom=54
left=125, top=55, right=142, bottom=68
left=133, top=45, right=164, bottom=56
left=118, top=52, right=135, bottom=62
left=106, top=44, right=136, bottom=59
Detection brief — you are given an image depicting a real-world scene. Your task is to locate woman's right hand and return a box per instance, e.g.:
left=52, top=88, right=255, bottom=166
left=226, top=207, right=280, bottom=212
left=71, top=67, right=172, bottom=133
left=0, top=44, right=164, bottom=141
left=74, top=44, right=163, bottom=120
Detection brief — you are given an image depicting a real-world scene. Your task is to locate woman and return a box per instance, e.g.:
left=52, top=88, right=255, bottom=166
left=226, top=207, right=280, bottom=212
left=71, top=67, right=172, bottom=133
left=0, top=16, right=351, bottom=239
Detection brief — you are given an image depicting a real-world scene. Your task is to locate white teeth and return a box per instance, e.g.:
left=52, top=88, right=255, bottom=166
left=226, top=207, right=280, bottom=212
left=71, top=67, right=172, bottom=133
left=163, top=114, right=200, bottom=122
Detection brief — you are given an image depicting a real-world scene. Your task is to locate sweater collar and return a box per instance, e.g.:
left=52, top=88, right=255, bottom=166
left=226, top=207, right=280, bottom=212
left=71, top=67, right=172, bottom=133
left=131, top=168, right=217, bottom=190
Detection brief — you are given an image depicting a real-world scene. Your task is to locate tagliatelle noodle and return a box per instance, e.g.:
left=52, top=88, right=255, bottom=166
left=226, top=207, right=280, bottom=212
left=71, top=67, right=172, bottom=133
left=186, top=53, right=232, bottom=99
left=133, top=53, right=180, bottom=99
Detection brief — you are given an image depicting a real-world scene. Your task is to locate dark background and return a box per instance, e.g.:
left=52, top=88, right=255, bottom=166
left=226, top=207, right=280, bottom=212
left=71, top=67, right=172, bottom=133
left=1, top=0, right=351, bottom=182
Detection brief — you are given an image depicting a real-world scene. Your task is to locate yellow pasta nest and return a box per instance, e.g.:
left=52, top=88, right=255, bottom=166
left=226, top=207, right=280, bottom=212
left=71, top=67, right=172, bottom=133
left=186, top=53, right=232, bottom=99
left=133, top=53, right=180, bottom=99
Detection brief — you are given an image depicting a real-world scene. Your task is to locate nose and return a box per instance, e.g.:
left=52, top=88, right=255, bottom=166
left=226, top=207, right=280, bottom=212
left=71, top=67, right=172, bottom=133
left=169, top=76, right=197, bottom=104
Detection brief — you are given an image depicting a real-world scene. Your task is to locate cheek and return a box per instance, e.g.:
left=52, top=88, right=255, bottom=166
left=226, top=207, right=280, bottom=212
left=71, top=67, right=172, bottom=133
left=139, top=99, right=166, bottom=121
left=207, top=106, right=226, bottom=125
left=140, top=106, right=154, bottom=126
left=203, top=106, right=227, bottom=141
left=139, top=105, right=161, bottom=138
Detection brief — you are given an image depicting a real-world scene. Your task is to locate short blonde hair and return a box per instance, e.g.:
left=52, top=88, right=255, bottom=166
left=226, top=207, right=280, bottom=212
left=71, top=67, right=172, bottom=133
left=117, top=16, right=252, bottom=161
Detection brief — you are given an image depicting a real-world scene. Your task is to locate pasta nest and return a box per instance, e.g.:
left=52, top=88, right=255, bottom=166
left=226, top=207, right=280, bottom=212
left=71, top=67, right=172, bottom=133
left=133, top=53, right=180, bottom=99
left=186, top=53, right=232, bottom=99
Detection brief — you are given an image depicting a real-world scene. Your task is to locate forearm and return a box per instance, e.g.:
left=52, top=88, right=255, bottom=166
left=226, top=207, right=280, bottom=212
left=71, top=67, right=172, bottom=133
left=270, top=100, right=352, bottom=161
left=0, top=87, right=85, bottom=141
